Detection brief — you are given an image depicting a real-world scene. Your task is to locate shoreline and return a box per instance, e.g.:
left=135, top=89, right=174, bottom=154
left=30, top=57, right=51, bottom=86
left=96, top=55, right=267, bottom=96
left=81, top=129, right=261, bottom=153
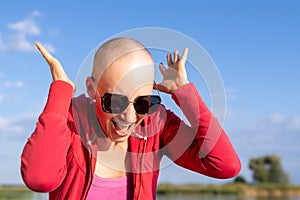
left=1, top=183, right=300, bottom=197
left=157, top=183, right=300, bottom=197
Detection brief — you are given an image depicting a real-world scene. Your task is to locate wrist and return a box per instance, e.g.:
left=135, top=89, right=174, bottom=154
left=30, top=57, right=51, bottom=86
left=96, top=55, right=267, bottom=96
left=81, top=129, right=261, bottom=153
left=171, top=77, right=189, bottom=92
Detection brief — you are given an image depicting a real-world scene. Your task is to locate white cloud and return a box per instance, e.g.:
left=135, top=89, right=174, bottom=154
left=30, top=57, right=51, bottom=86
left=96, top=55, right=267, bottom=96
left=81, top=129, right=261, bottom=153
left=267, top=114, right=300, bottom=132
left=15, top=81, right=24, bottom=88
left=4, top=81, right=12, bottom=87
left=0, top=34, right=5, bottom=52
left=0, top=117, right=23, bottom=134
left=0, top=11, right=55, bottom=53
left=229, top=113, right=300, bottom=184
left=3, top=81, right=24, bottom=88
left=0, top=80, right=25, bottom=103
left=8, top=11, right=41, bottom=36
left=0, top=112, right=40, bottom=185
left=42, top=42, right=56, bottom=54
left=0, top=117, right=23, bottom=138
left=7, top=33, right=35, bottom=52
left=0, top=114, right=36, bottom=140
left=288, top=116, right=300, bottom=131
left=270, top=113, right=287, bottom=124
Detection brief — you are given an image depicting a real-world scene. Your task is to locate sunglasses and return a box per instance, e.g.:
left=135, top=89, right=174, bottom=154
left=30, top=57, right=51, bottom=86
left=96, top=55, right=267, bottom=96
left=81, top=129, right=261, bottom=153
left=101, top=93, right=161, bottom=115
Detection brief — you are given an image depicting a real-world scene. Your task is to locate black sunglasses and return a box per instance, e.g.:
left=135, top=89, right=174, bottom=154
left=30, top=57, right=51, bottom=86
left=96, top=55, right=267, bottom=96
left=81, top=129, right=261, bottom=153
left=101, top=93, right=161, bottom=115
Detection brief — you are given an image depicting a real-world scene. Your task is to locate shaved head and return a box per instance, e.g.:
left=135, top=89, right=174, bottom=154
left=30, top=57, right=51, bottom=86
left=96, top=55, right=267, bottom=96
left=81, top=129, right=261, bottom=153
left=92, top=37, right=153, bottom=84
left=88, top=37, right=155, bottom=143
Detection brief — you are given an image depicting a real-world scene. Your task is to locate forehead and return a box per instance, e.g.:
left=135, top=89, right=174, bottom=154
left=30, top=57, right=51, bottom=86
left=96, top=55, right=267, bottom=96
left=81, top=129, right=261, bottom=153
left=97, top=51, right=154, bottom=95
left=92, top=37, right=150, bottom=84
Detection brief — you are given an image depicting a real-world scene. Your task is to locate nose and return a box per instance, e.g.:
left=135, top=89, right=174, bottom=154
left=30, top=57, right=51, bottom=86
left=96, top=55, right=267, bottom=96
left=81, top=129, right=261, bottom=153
left=119, top=102, right=137, bottom=123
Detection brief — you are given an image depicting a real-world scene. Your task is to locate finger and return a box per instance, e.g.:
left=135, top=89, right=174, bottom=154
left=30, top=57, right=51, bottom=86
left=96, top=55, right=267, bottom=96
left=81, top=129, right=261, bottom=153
left=35, top=42, right=53, bottom=62
left=174, top=50, right=178, bottom=63
left=159, top=63, right=166, bottom=75
left=155, top=83, right=170, bottom=94
left=153, top=82, right=159, bottom=90
left=167, top=53, right=173, bottom=67
left=181, top=48, right=189, bottom=62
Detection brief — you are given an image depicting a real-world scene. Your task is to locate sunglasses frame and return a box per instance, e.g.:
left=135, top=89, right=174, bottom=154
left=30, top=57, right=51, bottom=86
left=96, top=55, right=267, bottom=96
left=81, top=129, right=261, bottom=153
left=97, top=81, right=161, bottom=115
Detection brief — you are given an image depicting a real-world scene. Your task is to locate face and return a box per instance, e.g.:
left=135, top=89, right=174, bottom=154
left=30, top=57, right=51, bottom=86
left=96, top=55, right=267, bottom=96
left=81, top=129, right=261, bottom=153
left=93, top=50, right=154, bottom=143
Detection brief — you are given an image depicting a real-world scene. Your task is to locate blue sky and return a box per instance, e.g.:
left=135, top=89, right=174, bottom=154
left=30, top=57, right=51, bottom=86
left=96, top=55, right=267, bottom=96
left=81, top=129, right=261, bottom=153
left=0, top=1, right=300, bottom=186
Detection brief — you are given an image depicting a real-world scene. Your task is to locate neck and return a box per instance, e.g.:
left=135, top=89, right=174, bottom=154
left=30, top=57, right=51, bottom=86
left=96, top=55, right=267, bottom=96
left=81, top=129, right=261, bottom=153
left=96, top=137, right=130, bottom=175
left=97, top=136, right=129, bottom=152
left=110, top=139, right=129, bottom=151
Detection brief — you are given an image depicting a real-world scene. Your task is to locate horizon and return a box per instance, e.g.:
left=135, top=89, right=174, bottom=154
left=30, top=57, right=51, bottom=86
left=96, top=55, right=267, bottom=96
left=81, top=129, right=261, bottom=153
left=0, top=1, right=300, bottom=186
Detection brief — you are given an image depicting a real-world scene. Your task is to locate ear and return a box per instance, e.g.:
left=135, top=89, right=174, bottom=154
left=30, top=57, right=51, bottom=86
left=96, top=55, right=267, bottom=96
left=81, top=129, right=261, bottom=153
left=86, top=77, right=96, bottom=100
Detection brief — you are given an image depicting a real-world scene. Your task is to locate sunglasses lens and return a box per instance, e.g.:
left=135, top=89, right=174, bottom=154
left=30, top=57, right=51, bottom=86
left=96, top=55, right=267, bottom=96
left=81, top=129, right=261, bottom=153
left=135, top=96, right=161, bottom=114
left=102, top=94, right=161, bottom=115
left=102, top=94, right=128, bottom=114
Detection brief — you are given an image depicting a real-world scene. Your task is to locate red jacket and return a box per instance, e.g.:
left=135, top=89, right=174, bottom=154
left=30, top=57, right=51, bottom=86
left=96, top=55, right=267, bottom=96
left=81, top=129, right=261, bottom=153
left=21, top=81, right=241, bottom=200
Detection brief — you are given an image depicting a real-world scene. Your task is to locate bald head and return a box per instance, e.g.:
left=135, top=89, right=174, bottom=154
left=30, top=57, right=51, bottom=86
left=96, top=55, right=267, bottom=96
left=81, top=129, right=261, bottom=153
left=92, top=37, right=153, bottom=84
left=88, top=38, right=155, bottom=141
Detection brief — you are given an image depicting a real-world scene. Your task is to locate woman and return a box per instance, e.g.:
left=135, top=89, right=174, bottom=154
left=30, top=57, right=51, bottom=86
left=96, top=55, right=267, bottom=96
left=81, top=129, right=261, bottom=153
left=21, top=37, right=241, bottom=199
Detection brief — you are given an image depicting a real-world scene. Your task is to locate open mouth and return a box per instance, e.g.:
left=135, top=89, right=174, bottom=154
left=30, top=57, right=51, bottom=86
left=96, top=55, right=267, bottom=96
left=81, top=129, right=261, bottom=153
left=111, top=120, right=135, bottom=136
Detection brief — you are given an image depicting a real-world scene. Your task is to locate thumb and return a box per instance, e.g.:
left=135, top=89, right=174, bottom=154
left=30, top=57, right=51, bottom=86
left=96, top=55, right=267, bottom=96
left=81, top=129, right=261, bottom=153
left=35, top=42, right=57, bottom=67
left=154, top=83, right=171, bottom=94
left=35, top=42, right=75, bottom=90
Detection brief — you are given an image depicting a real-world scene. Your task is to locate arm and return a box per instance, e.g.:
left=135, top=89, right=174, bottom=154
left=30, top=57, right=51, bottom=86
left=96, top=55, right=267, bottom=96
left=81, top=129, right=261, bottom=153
left=20, top=43, right=76, bottom=192
left=161, top=83, right=241, bottom=178
left=21, top=81, right=74, bottom=192
left=157, top=49, right=241, bottom=179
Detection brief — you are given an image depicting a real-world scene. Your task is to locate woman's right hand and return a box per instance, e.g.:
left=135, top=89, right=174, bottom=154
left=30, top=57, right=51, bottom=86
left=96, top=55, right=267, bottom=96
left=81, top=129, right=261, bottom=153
left=35, top=42, right=75, bottom=90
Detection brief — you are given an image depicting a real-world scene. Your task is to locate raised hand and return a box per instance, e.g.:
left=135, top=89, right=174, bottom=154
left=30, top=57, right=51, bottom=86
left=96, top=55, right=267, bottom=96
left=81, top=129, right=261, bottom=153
left=155, top=48, right=189, bottom=94
left=35, top=42, right=75, bottom=90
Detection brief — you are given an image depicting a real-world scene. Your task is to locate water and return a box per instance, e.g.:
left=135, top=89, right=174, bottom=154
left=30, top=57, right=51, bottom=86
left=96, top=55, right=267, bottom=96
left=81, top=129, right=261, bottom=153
left=1, top=192, right=300, bottom=200
left=157, top=194, right=300, bottom=200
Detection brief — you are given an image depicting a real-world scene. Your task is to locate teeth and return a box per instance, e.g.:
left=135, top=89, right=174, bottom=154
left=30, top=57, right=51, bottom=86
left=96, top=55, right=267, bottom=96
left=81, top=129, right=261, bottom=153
left=112, top=121, right=132, bottom=130
left=117, top=123, right=131, bottom=129
left=119, top=123, right=131, bottom=126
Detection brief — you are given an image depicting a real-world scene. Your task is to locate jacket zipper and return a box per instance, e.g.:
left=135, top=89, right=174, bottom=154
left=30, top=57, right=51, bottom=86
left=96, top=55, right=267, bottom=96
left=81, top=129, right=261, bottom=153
left=82, top=141, right=94, bottom=200
left=137, top=137, right=147, bottom=200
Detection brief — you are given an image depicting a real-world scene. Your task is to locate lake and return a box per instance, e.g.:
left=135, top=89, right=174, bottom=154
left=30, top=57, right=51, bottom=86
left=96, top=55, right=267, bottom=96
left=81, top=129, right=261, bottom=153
left=157, top=194, right=300, bottom=200
left=1, top=192, right=300, bottom=200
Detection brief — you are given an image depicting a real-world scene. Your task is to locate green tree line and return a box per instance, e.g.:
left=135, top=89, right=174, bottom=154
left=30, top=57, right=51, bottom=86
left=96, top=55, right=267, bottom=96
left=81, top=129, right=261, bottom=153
left=235, top=154, right=290, bottom=185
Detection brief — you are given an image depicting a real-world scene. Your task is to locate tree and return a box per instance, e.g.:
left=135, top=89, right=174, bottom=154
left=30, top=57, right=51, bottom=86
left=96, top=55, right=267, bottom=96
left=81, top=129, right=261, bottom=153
left=233, top=175, right=247, bottom=183
left=249, top=154, right=289, bottom=184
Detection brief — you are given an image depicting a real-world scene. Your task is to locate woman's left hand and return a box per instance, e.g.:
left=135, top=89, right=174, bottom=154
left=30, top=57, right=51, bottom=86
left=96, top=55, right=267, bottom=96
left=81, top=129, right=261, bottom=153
left=156, top=48, right=189, bottom=94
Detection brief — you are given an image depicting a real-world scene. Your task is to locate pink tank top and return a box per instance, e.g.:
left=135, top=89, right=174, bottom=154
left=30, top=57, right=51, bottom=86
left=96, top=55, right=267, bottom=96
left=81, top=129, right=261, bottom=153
left=86, top=174, right=133, bottom=200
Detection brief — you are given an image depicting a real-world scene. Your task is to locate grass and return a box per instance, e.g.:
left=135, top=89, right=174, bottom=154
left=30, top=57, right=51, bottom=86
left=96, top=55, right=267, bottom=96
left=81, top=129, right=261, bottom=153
left=0, top=185, right=33, bottom=200
left=157, top=183, right=300, bottom=196
left=2, top=183, right=300, bottom=198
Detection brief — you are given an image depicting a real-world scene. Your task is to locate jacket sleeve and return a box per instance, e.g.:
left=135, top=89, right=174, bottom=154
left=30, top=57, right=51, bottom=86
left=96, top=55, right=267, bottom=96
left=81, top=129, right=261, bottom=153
left=160, top=83, right=241, bottom=179
left=20, top=81, right=74, bottom=192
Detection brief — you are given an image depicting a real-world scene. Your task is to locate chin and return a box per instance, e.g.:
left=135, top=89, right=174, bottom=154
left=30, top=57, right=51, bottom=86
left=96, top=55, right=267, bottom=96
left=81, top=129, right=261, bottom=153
left=108, top=120, right=133, bottom=143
